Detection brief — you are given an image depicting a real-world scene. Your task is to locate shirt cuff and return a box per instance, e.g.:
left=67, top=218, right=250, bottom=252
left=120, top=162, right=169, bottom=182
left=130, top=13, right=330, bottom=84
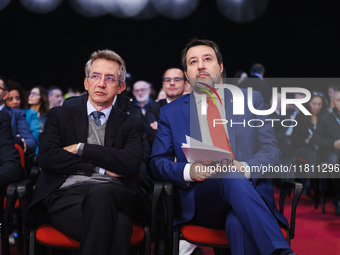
left=183, top=163, right=193, bottom=182
left=240, top=161, right=251, bottom=179
left=93, top=166, right=105, bottom=175
left=76, top=143, right=84, bottom=156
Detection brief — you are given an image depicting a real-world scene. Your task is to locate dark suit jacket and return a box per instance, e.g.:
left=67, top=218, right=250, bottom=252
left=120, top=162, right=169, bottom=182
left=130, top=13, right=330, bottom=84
left=150, top=90, right=287, bottom=227
left=28, top=104, right=148, bottom=224
left=0, top=111, right=24, bottom=189
left=157, top=99, right=168, bottom=108
left=2, top=105, right=36, bottom=154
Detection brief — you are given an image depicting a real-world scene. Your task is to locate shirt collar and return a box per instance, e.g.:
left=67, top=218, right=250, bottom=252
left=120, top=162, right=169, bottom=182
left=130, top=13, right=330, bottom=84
left=87, top=101, right=112, bottom=118
left=0, top=104, right=4, bottom=111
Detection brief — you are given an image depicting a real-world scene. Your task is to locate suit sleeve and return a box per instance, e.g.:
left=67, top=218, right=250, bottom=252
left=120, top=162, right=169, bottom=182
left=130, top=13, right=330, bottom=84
left=38, top=108, right=95, bottom=176
left=0, top=112, right=24, bottom=189
left=16, top=110, right=36, bottom=154
left=149, top=108, right=188, bottom=189
left=82, top=117, right=144, bottom=178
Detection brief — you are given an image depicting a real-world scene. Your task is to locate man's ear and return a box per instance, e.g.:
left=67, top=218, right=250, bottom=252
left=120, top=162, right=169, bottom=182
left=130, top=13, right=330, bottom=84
left=220, top=62, right=224, bottom=74
left=3, top=90, right=8, bottom=100
left=84, top=78, right=89, bottom=91
left=117, top=82, right=126, bottom=95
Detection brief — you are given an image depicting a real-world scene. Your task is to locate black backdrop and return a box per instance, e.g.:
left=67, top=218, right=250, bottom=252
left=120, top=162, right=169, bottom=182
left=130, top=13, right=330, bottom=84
left=1, top=0, right=340, bottom=94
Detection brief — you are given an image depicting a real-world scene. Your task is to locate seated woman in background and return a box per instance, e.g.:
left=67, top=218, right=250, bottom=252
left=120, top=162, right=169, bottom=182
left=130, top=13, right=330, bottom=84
left=292, top=91, right=328, bottom=164
left=26, top=86, right=49, bottom=135
left=5, top=81, right=40, bottom=154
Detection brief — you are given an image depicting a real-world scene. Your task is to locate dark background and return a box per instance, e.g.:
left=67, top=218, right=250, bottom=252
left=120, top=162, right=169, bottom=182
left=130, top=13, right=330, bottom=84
left=1, top=0, right=340, bottom=95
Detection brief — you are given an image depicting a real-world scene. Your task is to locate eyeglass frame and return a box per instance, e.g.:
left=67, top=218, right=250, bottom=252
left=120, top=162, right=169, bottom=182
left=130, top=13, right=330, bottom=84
left=0, top=86, right=7, bottom=92
left=29, top=91, right=40, bottom=97
left=163, top=77, right=185, bottom=83
left=87, top=73, right=121, bottom=85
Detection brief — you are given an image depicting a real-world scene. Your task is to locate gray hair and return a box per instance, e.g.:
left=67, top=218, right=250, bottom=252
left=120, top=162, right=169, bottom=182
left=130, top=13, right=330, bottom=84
left=85, top=49, right=126, bottom=83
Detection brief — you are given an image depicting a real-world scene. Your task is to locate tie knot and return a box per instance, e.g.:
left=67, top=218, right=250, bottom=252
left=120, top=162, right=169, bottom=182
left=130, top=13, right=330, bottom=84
left=91, top=111, right=104, bottom=119
left=91, top=111, right=104, bottom=126
left=206, top=96, right=216, bottom=105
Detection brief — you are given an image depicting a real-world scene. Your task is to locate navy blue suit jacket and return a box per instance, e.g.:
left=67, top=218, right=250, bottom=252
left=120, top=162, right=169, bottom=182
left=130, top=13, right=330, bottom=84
left=150, top=89, right=288, bottom=227
left=2, top=105, right=36, bottom=154
left=0, top=111, right=24, bottom=189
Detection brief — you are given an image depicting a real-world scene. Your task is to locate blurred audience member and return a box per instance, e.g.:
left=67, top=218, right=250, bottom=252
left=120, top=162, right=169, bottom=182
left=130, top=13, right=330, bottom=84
left=157, top=67, right=186, bottom=108
left=327, top=84, right=340, bottom=113
left=132, top=81, right=160, bottom=145
left=156, top=88, right=166, bottom=102
left=234, top=69, right=248, bottom=85
left=239, top=63, right=272, bottom=106
left=0, top=110, right=24, bottom=190
left=48, top=86, right=63, bottom=108
left=27, top=86, right=49, bottom=132
left=0, top=76, right=36, bottom=154
left=5, top=81, right=40, bottom=153
left=292, top=91, right=327, bottom=165
left=311, top=91, right=340, bottom=215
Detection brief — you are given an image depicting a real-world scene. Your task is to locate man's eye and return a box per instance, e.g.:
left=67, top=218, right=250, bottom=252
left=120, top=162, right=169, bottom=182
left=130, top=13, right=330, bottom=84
left=106, top=76, right=115, bottom=82
left=91, top=74, right=100, bottom=79
left=190, top=60, right=197, bottom=65
left=204, top=57, right=211, bottom=61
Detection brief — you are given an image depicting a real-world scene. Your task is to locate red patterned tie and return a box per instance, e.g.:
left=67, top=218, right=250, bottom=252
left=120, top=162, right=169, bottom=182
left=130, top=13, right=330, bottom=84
left=206, top=97, right=234, bottom=159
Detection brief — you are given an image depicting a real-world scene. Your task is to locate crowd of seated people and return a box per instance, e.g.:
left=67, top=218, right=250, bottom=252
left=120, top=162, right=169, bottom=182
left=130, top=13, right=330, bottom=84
left=2, top=41, right=340, bottom=255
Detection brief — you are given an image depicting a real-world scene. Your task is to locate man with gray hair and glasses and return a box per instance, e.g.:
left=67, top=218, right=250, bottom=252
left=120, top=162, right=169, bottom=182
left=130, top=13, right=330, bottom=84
left=27, top=49, right=148, bottom=255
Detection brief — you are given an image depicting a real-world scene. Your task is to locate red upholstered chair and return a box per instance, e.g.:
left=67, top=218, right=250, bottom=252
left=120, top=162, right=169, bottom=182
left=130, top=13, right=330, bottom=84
left=28, top=222, right=149, bottom=255
left=17, top=176, right=151, bottom=255
left=160, top=181, right=303, bottom=255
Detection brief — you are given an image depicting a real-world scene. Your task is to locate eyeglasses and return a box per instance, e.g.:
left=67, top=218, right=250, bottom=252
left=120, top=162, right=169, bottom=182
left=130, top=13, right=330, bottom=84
left=88, top=74, right=119, bottom=85
left=312, top=91, right=324, bottom=97
left=163, top=77, right=184, bottom=83
left=0, top=87, right=7, bottom=92
left=29, top=92, right=40, bottom=97
left=133, top=88, right=148, bottom=93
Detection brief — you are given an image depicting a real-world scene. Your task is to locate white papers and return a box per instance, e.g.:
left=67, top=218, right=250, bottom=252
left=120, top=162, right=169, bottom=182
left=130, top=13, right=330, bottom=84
left=181, top=135, right=232, bottom=163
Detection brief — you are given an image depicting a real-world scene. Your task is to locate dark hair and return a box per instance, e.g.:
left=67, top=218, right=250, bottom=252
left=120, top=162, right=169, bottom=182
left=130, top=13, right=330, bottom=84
left=307, top=91, right=327, bottom=116
left=0, top=75, right=8, bottom=90
left=27, top=86, right=49, bottom=116
left=48, top=86, right=62, bottom=96
left=161, top=67, right=186, bottom=81
left=181, top=38, right=225, bottom=77
left=7, top=80, right=26, bottom=108
left=250, top=63, right=265, bottom=75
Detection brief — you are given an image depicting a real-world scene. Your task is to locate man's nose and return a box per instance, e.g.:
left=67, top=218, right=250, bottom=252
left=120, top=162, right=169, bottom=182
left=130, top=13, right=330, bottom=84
left=198, top=60, right=206, bottom=70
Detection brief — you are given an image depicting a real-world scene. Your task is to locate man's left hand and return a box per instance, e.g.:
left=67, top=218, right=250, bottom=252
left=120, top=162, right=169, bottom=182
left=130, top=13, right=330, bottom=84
left=63, top=144, right=78, bottom=154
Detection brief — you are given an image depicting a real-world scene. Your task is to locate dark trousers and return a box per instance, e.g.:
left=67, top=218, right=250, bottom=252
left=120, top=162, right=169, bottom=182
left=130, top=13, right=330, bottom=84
left=43, top=182, right=136, bottom=255
left=192, top=172, right=290, bottom=255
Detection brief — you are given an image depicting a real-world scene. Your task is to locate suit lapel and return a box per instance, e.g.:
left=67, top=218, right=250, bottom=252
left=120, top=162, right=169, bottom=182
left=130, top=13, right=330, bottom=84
left=73, top=105, right=88, bottom=143
left=184, top=93, right=201, bottom=141
left=224, top=89, right=237, bottom=154
left=105, top=109, right=124, bottom=147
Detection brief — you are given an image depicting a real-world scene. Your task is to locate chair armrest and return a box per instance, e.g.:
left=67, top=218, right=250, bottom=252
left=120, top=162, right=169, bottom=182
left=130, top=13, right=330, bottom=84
left=151, top=181, right=164, bottom=235
left=162, top=181, right=174, bottom=253
left=279, top=181, right=303, bottom=239
left=16, top=180, right=33, bottom=229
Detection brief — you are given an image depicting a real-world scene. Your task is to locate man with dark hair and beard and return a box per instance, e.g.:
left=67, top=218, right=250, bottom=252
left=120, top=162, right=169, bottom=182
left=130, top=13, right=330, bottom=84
left=150, top=39, right=295, bottom=255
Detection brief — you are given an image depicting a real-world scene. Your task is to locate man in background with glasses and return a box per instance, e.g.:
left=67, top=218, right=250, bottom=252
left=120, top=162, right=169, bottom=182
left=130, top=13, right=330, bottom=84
left=157, top=67, right=190, bottom=108
left=27, top=49, right=148, bottom=255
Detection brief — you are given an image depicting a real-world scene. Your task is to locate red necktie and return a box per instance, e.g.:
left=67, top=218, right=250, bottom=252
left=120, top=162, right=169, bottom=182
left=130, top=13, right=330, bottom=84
left=206, top=97, right=234, bottom=159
